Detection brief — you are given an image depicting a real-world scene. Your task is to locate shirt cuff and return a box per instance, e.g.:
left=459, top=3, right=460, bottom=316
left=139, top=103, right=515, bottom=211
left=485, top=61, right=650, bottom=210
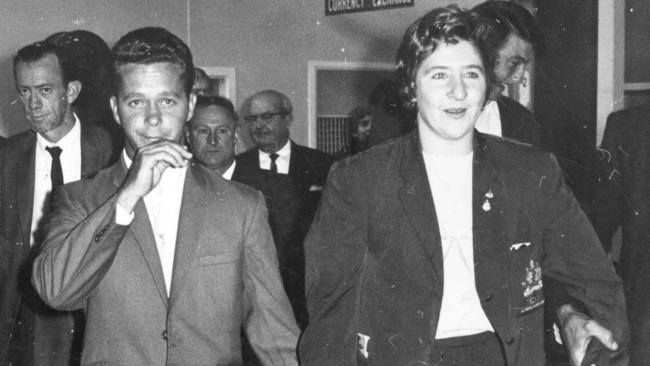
left=115, top=202, right=135, bottom=225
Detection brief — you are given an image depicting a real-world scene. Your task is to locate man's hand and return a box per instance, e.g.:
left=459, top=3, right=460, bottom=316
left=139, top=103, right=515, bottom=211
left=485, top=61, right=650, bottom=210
left=558, top=304, right=619, bottom=366
left=117, top=140, right=192, bottom=212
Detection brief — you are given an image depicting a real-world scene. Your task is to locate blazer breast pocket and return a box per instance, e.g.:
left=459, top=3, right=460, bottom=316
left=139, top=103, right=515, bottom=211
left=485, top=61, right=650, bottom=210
left=199, top=250, right=240, bottom=266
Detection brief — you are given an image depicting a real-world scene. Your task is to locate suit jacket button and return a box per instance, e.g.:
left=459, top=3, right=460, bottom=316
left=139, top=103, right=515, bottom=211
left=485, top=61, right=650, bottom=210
left=162, top=330, right=168, bottom=341
left=505, top=337, right=515, bottom=345
left=485, top=294, right=494, bottom=302
left=94, top=235, right=101, bottom=242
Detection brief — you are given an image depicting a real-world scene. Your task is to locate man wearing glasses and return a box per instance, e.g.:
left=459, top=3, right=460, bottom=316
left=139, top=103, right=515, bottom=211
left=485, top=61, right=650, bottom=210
left=233, top=90, right=333, bottom=330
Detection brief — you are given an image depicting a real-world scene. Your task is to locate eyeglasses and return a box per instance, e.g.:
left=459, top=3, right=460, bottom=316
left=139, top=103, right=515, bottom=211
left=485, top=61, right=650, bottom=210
left=243, top=112, right=286, bottom=123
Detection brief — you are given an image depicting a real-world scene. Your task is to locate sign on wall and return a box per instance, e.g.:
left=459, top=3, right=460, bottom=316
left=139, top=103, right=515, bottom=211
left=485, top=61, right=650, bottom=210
left=325, top=0, right=414, bottom=16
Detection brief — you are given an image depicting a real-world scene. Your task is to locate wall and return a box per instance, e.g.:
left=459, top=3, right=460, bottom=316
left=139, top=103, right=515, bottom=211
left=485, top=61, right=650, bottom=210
left=0, top=0, right=187, bottom=137
left=0, top=0, right=482, bottom=141
left=189, top=0, right=481, bottom=145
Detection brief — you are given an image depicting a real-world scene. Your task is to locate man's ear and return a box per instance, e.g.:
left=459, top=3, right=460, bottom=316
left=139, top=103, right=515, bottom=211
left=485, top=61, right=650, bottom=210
left=66, top=80, right=82, bottom=104
left=184, top=123, right=191, bottom=144
left=186, top=93, right=197, bottom=122
left=109, top=96, right=121, bottom=126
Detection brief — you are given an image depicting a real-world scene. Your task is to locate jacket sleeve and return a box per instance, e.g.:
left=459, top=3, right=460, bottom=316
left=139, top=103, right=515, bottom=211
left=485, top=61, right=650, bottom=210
left=299, top=160, right=368, bottom=366
left=241, top=191, right=300, bottom=366
left=31, top=186, right=128, bottom=311
left=536, top=153, right=630, bottom=364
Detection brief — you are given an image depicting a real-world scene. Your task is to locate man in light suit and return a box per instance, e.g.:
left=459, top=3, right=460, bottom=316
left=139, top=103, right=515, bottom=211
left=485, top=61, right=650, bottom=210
left=234, top=90, right=333, bottom=330
left=31, top=27, right=299, bottom=366
left=1, top=41, right=119, bottom=365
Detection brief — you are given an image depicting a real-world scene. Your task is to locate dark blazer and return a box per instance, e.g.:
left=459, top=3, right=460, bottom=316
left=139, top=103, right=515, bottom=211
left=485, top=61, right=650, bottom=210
left=497, top=95, right=542, bottom=146
left=31, top=160, right=299, bottom=365
left=591, top=104, right=650, bottom=365
left=299, top=131, right=628, bottom=366
left=0, top=120, right=119, bottom=365
left=232, top=141, right=333, bottom=329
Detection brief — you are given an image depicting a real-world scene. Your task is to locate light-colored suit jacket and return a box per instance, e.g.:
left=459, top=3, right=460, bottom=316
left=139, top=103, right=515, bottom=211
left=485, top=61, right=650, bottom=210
left=31, top=158, right=299, bottom=366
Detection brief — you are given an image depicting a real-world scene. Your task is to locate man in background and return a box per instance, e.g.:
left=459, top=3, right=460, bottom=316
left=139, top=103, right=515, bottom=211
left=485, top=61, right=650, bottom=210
left=591, top=103, right=650, bottom=365
left=234, top=90, right=333, bottom=329
left=185, top=95, right=238, bottom=177
left=473, top=0, right=544, bottom=146
left=1, top=40, right=119, bottom=365
left=192, top=67, right=212, bottom=97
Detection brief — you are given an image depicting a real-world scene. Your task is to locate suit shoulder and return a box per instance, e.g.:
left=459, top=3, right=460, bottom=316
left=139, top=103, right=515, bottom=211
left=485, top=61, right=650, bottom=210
left=330, top=135, right=404, bottom=176
left=293, top=143, right=334, bottom=167
left=483, top=133, right=553, bottom=165
left=606, top=104, right=650, bottom=132
left=0, top=129, right=35, bottom=160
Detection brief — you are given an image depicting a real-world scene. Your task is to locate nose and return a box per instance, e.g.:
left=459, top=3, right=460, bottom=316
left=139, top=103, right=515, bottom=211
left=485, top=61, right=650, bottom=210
left=145, top=103, right=162, bottom=126
left=207, top=130, right=218, bottom=146
left=448, top=76, right=467, bottom=100
left=507, top=64, right=527, bottom=85
left=28, top=94, right=42, bottom=110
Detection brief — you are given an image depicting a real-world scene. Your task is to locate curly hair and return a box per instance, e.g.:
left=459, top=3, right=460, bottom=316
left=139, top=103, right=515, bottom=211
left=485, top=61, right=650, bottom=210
left=395, top=5, right=493, bottom=111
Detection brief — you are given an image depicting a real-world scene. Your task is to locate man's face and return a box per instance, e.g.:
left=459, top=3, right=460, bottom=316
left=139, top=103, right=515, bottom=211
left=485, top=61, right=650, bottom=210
left=192, top=78, right=210, bottom=97
left=110, top=62, right=196, bottom=158
left=15, top=53, right=74, bottom=136
left=244, top=95, right=291, bottom=153
left=415, top=40, right=487, bottom=142
left=185, top=104, right=237, bottom=171
left=494, top=33, right=534, bottom=86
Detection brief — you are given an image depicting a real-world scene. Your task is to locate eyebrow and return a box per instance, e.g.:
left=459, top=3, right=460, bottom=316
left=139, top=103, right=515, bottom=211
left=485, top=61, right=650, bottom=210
left=422, top=64, right=485, bottom=73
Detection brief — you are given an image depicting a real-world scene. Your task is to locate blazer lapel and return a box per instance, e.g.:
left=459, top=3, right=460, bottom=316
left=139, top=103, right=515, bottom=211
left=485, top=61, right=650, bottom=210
left=397, top=133, right=443, bottom=285
left=168, top=162, right=214, bottom=307
left=111, top=159, right=169, bottom=307
left=16, top=135, right=36, bottom=252
left=472, top=134, right=512, bottom=299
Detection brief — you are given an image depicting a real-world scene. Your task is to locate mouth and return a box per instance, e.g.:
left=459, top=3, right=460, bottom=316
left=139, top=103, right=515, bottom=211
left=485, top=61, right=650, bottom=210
left=29, top=114, right=48, bottom=121
left=443, top=108, right=467, bottom=118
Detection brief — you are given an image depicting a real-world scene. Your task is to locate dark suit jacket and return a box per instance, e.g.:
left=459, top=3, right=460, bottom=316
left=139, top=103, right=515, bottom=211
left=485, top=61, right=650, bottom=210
left=232, top=141, right=333, bottom=329
left=591, top=104, right=650, bottom=365
left=0, top=120, right=119, bottom=366
left=31, top=159, right=299, bottom=365
left=299, top=131, right=628, bottom=366
left=497, top=95, right=542, bottom=146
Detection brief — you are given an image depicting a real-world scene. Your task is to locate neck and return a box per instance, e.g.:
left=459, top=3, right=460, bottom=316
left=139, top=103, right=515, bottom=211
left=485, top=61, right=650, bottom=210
left=418, top=122, right=473, bottom=157
left=40, top=112, right=75, bottom=143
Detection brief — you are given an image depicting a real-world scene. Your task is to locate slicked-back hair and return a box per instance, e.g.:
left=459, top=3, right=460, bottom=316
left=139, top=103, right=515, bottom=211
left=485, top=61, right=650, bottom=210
left=14, top=41, right=77, bottom=85
left=395, top=5, right=493, bottom=112
left=191, top=95, right=238, bottom=123
left=473, top=1, right=545, bottom=58
left=111, top=27, right=194, bottom=97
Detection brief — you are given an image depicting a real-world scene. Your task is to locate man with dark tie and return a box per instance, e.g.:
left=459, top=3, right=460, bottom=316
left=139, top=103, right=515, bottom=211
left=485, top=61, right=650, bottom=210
left=31, top=27, right=298, bottom=365
left=0, top=41, right=119, bottom=365
left=234, top=90, right=334, bottom=329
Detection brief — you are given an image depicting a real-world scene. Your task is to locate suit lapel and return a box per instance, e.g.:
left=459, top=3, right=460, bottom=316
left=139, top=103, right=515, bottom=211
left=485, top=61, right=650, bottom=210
left=472, top=134, right=512, bottom=299
left=16, top=134, right=36, bottom=252
left=168, top=162, right=215, bottom=307
left=111, top=159, right=169, bottom=307
left=80, top=122, right=102, bottom=178
left=397, top=133, right=443, bottom=285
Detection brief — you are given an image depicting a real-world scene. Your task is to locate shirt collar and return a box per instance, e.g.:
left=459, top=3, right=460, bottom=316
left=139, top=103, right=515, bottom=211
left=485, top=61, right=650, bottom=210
left=36, top=113, right=81, bottom=153
left=260, top=139, right=291, bottom=159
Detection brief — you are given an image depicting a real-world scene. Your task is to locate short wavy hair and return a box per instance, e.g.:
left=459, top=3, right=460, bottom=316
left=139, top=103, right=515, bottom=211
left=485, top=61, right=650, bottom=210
left=395, top=5, right=493, bottom=111
left=111, top=27, right=194, bottom=97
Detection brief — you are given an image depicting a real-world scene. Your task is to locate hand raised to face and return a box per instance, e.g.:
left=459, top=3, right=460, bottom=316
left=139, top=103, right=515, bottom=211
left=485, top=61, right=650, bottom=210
left=117, top=139, right=192, bottom=213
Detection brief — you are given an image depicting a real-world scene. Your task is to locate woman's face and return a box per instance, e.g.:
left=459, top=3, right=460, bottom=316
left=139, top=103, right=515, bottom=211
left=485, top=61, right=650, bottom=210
left=414, top=40, right=487, bottom=143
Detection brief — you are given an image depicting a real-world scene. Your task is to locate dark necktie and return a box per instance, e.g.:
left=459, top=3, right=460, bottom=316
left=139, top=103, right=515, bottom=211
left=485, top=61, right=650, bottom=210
left=46, top=146, right=64, bottom=188
left=269, top=153, right=279, bottom=173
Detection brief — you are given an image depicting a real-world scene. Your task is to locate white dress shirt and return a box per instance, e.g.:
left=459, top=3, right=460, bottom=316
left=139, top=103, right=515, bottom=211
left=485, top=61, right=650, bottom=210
left=422, top=151, right=494, bottom=339
left=222, top=160, right=236, bottom=180
left=30, top=115, right=81, bottom=246
left=116, top=151, right=187, bottom=296
left=475, top=100, right=503, bottom=138
left=258, top=140, right=290, bottom=174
